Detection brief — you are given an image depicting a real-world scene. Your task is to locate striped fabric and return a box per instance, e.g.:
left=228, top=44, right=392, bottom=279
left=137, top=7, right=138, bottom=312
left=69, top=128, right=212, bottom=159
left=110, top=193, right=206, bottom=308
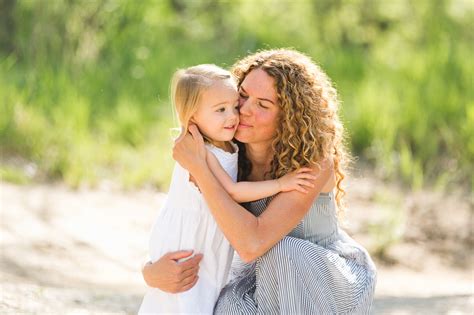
left=214, top=192, right=377, bottom=314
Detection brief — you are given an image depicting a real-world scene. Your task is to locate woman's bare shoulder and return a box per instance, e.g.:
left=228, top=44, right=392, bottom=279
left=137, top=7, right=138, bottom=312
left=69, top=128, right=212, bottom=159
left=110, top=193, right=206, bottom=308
left=318, top=158, right=336, bottom=193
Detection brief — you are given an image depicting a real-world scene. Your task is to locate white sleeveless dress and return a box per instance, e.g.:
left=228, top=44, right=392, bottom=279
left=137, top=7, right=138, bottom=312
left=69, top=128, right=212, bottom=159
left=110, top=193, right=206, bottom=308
left=139, top=143, right=237, bottom=315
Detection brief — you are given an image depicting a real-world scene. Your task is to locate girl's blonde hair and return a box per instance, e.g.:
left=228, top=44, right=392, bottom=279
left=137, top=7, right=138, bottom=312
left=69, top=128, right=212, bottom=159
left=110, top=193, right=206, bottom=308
left=232, top=49, right=351, bottom=217
left=171, top=64, right=234, bottom=133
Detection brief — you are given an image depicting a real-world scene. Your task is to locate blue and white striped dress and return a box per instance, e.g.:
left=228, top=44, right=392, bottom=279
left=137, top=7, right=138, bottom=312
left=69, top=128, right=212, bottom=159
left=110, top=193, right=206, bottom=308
left=214, top=192, right=377, bottom=314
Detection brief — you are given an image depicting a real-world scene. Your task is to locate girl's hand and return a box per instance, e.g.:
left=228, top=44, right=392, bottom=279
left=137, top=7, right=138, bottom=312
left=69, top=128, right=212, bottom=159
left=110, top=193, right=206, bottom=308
left=277, top=168, right=318, bottom=194
left=172, top=125, right=207, bottom=174
left=141, top=250, right=203, bottom=293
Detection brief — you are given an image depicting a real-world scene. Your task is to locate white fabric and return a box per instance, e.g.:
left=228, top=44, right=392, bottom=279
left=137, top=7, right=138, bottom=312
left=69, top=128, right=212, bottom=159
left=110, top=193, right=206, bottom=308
left=138, top=143, right=238, bottom=315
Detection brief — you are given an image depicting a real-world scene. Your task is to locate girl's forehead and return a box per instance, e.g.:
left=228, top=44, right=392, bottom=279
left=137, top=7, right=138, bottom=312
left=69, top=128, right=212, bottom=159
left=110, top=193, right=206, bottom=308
left=200, top=80, right=238, bottom=106
left=207, top=79, right=238, bottom=94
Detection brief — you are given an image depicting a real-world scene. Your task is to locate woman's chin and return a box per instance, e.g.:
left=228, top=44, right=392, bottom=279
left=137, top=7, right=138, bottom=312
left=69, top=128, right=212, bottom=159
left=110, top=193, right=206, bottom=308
left=234, top=130, right=249, bottom=143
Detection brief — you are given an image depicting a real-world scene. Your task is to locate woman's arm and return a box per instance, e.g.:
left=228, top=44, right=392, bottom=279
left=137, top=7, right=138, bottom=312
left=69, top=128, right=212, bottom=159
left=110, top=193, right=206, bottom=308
left=173, top=126, right=333, bottom=263
left=206, top=150, right=316, bottom=202
left=141, top=250, right=203, bottom=293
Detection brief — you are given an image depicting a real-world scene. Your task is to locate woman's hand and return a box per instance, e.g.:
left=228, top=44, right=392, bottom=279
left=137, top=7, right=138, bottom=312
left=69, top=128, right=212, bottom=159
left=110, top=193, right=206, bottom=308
left=172, top=125, right=207, bottom=174
left=277, top=167, right=318, bottom=193
left=141, top=250, right=203, bottom=293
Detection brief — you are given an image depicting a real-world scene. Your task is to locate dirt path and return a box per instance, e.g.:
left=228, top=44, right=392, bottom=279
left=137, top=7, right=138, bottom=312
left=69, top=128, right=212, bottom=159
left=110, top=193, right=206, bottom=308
left=0, top=181, right=472, bottom=314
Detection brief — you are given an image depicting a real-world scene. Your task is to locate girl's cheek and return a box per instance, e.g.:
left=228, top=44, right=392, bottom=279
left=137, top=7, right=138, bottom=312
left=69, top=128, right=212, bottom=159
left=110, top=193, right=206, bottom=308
left=233, top=108, right=240, bottom=119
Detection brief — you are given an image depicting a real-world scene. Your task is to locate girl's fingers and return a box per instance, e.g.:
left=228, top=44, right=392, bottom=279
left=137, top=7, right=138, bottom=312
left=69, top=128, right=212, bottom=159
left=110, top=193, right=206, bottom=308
left=298, top=180, right=315, bottom=188
left=297, top=167, right=313, bottom=173
left=297, top=173, right=318, bottom=180
left=296, top=186, right=308, bottom=194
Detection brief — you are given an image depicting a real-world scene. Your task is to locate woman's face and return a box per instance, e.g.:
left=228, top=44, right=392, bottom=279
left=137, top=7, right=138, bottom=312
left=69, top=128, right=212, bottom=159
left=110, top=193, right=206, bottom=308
left=235, top=68, right=280, bottom=146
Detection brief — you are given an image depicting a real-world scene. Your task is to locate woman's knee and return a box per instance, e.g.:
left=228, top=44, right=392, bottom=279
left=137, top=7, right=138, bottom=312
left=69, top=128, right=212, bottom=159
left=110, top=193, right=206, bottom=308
left=260, top=236, right=307, bottom=263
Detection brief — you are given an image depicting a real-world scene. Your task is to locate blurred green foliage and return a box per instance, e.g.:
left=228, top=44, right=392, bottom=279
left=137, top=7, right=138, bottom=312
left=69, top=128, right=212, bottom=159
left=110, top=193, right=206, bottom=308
left=0, top=0, right=472, bottom=191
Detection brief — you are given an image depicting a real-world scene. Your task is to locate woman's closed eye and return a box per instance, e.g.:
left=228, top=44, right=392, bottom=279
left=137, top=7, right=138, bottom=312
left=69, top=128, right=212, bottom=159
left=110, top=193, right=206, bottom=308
left=258, top=102, right=268, bottom=109
left=239, top=91, right=248, bottom=99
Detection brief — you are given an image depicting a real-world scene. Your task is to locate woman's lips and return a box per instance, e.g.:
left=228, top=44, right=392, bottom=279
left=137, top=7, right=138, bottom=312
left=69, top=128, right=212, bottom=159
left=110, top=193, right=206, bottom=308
left=238, top=122, right=252, bottom=129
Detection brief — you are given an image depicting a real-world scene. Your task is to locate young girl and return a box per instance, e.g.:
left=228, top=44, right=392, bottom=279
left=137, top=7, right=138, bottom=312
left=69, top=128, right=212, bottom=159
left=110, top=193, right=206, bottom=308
left=138, top=64, right=315, bottom=314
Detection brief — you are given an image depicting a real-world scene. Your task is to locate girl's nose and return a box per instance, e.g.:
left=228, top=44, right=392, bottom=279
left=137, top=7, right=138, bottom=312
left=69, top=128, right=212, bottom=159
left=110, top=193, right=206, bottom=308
left=228, top=109, right=238, bottom=121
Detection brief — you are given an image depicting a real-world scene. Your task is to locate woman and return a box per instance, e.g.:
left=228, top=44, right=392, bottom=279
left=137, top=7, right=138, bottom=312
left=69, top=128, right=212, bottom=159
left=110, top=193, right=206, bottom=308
left=143, top=49, right=376, bottom=314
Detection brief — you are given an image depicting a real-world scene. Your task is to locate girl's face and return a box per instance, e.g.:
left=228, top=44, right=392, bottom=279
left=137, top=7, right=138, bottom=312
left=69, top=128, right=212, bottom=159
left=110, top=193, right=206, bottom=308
left=235, top=68, right=280, bottom=146
left=192, top=79, right=239, bottom=142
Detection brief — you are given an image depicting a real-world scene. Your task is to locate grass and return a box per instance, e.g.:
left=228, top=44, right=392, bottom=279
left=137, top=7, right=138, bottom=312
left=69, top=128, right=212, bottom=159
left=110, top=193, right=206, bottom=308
left=0, top=0, right=472, bottom=192
left=1, top=48, right=471, bottom=191
left=0, top=62, right=176, bottom=189
left=0, top=165, right=31, bottom=185
left=368, top=191, right=406, bottom=261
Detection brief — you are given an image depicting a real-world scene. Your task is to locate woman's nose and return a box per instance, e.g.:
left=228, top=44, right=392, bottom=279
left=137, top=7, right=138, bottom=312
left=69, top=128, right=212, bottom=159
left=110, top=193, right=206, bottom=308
left=239, top=99, right=251, bottom=116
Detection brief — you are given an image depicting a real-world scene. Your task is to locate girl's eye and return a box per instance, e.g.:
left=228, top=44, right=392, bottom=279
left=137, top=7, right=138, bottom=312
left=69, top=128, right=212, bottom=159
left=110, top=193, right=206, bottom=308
left=216, top=107, right=225, bottom=112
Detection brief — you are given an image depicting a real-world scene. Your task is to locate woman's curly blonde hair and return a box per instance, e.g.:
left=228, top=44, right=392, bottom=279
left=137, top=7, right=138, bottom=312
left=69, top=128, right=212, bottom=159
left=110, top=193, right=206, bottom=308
left=232, top=49, right=351, bottom=216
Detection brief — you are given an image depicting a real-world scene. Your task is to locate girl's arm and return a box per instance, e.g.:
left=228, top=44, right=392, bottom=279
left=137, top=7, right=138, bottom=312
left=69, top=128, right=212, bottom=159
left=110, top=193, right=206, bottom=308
left=173, top=126, right=334, bottom=263
left=206, top=150, right=316, bottom=203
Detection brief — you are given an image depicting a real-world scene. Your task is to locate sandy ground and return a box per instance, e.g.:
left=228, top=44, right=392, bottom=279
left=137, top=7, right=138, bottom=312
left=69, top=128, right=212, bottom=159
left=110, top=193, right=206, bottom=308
left=0, top=177, right=473, bottom=314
